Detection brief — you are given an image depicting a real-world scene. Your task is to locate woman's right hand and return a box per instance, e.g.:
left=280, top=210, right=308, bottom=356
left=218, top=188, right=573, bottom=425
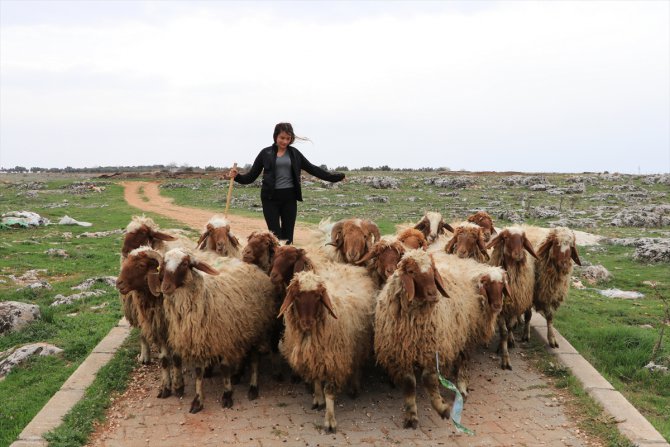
left=228, top=167, right=239, bottom=179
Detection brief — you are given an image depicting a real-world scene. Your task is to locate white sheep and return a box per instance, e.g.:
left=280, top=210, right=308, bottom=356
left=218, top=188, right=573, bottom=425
left=159, top=248, right=277, bottom=413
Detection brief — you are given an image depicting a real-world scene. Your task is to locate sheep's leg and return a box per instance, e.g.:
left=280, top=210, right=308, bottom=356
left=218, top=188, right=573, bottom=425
left=157, top=345, right=172, bottom=398
left=139, top=335, right=151, bottom=364
left=348, top=369, right=361, bottom=399
left=498, top=319, right=512, bottom=370
left=312, top=380, right=325, bottom=410
left=172, top=353, right=184, bottom=397
left=422, top=370, right=450, bottom=421
left=189, top=366, right=204, bottom=413
left=247, top=349, right=259, bottom=400
left=453, top=352, right=469, bottom=400
left=507, top=322, right=517, bottom=349
left=402, top=373, right=419, bottom=429
left=323, top=382, right=337, bottom=434
left=521, top=308, right=532, bottom=342
left=546, top=310, right=559, bottom=348
left=220, top=361, right=234, bottom=408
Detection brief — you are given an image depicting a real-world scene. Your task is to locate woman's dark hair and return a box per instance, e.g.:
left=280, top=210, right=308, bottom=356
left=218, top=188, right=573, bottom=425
left=273, top=122, right=310, bottom=145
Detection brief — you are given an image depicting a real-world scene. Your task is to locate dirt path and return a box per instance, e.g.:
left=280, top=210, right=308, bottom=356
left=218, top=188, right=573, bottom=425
left=91, top=181, right=602, bottom=446
left=121, top=181, right=316, bottom=243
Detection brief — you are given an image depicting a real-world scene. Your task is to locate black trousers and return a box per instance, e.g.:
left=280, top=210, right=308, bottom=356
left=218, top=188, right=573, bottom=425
left=262, top=188, right=297, bottom=244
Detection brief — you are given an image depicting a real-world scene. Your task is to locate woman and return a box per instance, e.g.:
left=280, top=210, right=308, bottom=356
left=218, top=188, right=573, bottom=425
left=229, top=123, right=345, bottom=244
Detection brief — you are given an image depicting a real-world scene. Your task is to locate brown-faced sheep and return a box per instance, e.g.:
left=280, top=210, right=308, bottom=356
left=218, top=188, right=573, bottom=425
left=444, top=223, right=490, bottom=263
left=327, top=218, right=381, bottom=264
left=414, top=211, right=454, bottom=244
left=116, top=247, right=184, bottom=398
left=522, top=227, right=581, bottom=348
left=278, top=268, right=377, bottom=433
left=354, top=238, right=406, bottom=287
left=467, top=211, right=497, bottom=243
left=159, top=249, right=276, bottom=413
left=396, top=228, right=428, bottom=250
left=486, top=226, right=538, bottom=370
left=241, top=230, right=280, bottom=274
left=196, top=215, right=241, bottom=258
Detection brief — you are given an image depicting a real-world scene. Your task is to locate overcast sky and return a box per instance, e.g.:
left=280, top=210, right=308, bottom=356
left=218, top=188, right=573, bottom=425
left=1, top=0, right=669, bottom=173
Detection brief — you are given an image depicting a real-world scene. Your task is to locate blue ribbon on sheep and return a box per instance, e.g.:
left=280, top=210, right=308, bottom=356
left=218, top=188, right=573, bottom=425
left=436, top=352, right=475, bottom=436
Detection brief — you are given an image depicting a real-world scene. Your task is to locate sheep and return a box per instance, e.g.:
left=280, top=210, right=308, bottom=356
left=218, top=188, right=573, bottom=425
left=278, top=268, right=377, bottom=433
left=196, top=215, right=241, bottom=258
left=467, top=211, right=497, bottom=242
left=522, top=227, right=582, bottom=348
left=486, top=226, right=539, bottom=370
left=374, top=249, right=456, bottom=428
left=353, top=238, right=406, bottom=287
left=241, top=230, right=280, bottom=274
left=326, top=218, right=381, bottom=264
left=444, top=222, right=490, bottom=263
left=159, top=248, right=277, bottom=413
left=120, top=215, right=197, bottom=364
left=115, top=247, right=184, bottom=398
left=413, top=211, right=454, bottom=244
left=396, top=228, right=428, bottom=250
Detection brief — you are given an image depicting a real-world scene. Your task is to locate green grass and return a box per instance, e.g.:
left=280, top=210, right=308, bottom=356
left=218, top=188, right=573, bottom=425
left=0, top=179, right=188, bottom=447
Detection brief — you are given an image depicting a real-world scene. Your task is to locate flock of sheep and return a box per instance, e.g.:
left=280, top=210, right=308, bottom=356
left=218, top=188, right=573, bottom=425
left=115, top=210, right=581, bottom=432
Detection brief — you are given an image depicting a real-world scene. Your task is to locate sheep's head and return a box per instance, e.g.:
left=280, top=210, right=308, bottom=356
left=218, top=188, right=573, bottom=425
left=397, top=250, right=449, bottom=304
left=242, top=231, right=279, bottom=272
left=160, top=249, right=219, bottom=295
left=328, top=219, right=380, bottom=264
left=270, top=245, right=314, bottom=288
left=444, top=223, right=490, bottom=262
left=397, top=228, right=428, bottom=250
left=536, top=227, right=581, bottom=273
left=197, top=217, right=240, bottom=256
left=116, top=246, right=163, bottom=296
left=122, top=217, right=177, bottom=258
left=355, top=239, right=405, bottom=282
left=414, top=212, right=454, bottom=244
left=486, top=227, right=538, bottom=265
left=477, top=269, right=510, bottom=313
left=278, top=271, right=336, bottom=332
left=467, top=211, right=497, bottom=243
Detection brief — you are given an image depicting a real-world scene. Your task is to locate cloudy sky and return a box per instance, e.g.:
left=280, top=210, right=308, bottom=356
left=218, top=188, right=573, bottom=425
left=1, top=0, right=668, bottom=173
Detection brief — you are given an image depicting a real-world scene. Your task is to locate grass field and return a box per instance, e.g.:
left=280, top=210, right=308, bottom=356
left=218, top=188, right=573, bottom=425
left=0, top=171, right=668, bottom=446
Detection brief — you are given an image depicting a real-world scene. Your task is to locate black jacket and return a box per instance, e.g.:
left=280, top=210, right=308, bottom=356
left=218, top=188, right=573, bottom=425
left=234, top=144, right=345, bottom=201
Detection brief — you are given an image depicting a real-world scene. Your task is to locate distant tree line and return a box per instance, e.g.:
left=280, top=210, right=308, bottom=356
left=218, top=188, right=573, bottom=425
left=0, top=164, right=451, bottom=173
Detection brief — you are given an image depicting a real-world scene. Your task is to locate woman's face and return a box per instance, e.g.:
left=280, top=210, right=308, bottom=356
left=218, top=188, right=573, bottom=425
left=276, top=131, right=292, bottom=150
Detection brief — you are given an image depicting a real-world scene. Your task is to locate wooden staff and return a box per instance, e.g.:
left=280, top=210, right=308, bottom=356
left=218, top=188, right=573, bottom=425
left=224, top=162, right=237, bottom=218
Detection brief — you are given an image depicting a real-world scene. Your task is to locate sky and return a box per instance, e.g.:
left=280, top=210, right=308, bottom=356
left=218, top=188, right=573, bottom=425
left=1, top=0, right=669, bottom=173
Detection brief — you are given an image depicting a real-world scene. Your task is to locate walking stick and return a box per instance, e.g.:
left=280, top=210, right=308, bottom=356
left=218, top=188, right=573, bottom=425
left=224, top=162, right=237, bottom=218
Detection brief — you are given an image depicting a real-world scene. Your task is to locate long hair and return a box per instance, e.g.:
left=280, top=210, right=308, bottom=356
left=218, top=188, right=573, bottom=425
left=273, top=122, right=311, bottom=145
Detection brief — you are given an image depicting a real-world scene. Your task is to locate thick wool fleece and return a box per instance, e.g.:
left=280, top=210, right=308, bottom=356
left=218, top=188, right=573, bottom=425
left=162, top=259, right=276, bottom=366
left=533, top=228, right=576, bottom=315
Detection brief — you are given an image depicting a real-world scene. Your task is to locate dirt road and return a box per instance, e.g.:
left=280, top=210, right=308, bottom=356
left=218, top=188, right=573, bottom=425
left=89, top=181, right=600, bottom=446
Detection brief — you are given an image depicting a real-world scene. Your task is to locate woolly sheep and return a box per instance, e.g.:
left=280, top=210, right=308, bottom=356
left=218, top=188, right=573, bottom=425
left=196, top=215, right=241, bottom=258
left=413, top=211, right=454, bottom=244
left=354, top=238, right=406, bottom=287
left=467, top=211, right=497, bottom=242
left=486, top=226, right=538, bottom=370
left=522, top=227, right=581, bottom=348
left=326, top=218, right=381, bottom=264
left=444, top=222, right=490, bottom=263
left=278, top=266, right=377, bottom=433
left=241, top=230, right=280, bottom=274
left=159, top=248, right=277, bottom=413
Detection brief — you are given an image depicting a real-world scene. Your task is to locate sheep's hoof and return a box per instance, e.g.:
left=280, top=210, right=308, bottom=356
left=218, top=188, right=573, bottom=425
left=325, top=425, right=337, bottom=434
left=248, top=386, right=259, bottom=401
left=222, top=391, right=234, bottom=408
left=312, top=403, right=325, bottom=410
left=189, top=397, right=203, bottom=414
left=403, top=418, right=419, bottom=429
left=157, top=387, right=171, bottom=399
left=174, top=386, right=185, bottom=398
left=501, top=362, right=513, bottom=371
left=139, top=357, right=151, bottom=365
left=548, top=340, right=559, bottom=348
left=438, top=407, right=451, bottom=420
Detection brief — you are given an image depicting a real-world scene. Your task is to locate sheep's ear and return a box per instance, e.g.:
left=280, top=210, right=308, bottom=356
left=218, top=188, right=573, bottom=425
left=278, top=284, right=296, bottom=318
left=536, top=237, right=552, bottom=258
left=477, top=234, right=490, bottom=261
left=330, top=222, right=344, bottom=248
left=320, top=287, right=338, bottom=319
left=196, top=230, right=210, bottom=250
left=400, top=271, right=415, bottom=302
left=354, top=247, right=377, bottom=265
left=192, top=260, right=219, bottom=275
left=486, top=233, right=502, bottom=250
left=491, top=227, right=498, bottom=235
left=444, top=235, right=457, bottom=254
left=293, top=251, right=308, bottom=274
left=523, top=236, right=539, bottom=260
left=414, top=218, right=427, bottom=232
left=147, top=272, right=161, bottom=297
left=441, top=221, right=454, bottom=234
left=478, top=277, right=488, bottom=299
left=364, top=221, right=381, bottom=244
left=151, top=230, right=178, bottom=242
left=433, top=266, right=449, bottom=298
left=229, top=233, right=241, bottom=249
left=571, top=243, right=582, bottom=266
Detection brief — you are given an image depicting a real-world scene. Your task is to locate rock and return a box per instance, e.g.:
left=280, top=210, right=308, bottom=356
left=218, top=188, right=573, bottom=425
left=26, top=281, right=52, bottom=290
left=425, top=176, right=475, bottom=189
left=596, top=288, right=644, bottom=299
left=577, top=265, right=611, bottom=284
left=529, top=206, right=561, bottom=218
left=529, top=184, right=553, bottom=191
left=7, top=269, right=48, bottom=286
left=76, top=229, right=124, bottom=238
left=644, top=361, right=668, bottom=374
left=350, top=176, right=400, bottom=189
left=365, top=195, right=389, bottom=203
left=0, top=343, right=63, bottom=377
left=51, top=290, right=107, bottom=306
left=610, top=205, right=670, bottom=227
left=45, top=248, right=69, bottom=258
left=71, top=276, right=118, bottom=290
left=607, top=237, right=670, bottom=263
left=548, top=218, right=597, bottom=228
left=502, top=176, right=547, bottom=186
left=0, top=301, right=41, bottom=334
